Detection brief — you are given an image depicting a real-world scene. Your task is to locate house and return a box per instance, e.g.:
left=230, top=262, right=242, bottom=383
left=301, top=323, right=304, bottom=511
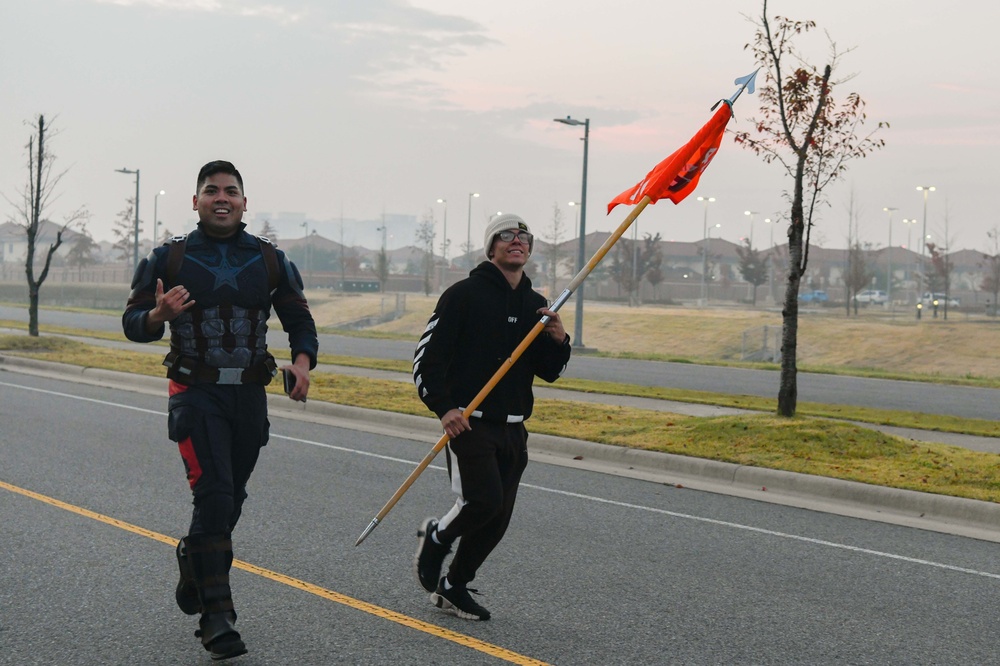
left=0, top=220, right=83, bottom=264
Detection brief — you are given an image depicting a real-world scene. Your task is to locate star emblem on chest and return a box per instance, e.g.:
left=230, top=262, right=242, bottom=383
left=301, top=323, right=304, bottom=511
left=187, top=246, right=262, bottom=290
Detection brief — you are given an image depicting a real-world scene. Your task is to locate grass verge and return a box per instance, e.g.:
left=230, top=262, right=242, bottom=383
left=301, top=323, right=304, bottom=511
left=1, top=321, right=996, bottom=437
left=2, top=334, right=999, bottom=504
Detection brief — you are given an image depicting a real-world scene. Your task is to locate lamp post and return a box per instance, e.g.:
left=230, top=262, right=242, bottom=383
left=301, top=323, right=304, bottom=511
left=153, top=189, right=165, bottom=245
left=764, top=217, right=775, bottom=303
left=466, top=192, right=479, bottom=268
left=744, top=210, right=758, bottom=247
left=901, top=218, right=917, bottom=293
left=916, top=185, right=935, bottom=292
left=697, top=196, right=715, bottom=304
left=631, top=217, right=640, bottom=305
left=568, top=201, right=580, bottom=232
left=883, top=207, right=897, bottom=305
left=553, top=115, right=589, bottom=348
left=436, top=198, right=448, bottom=263
left=707, top=222, right=721, bottom=302
left=115, top=167, right=140, bottom=268
left=300, top=221, right=310, bottom=285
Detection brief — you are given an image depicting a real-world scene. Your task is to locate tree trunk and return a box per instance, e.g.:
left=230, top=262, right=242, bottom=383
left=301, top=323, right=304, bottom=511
left=28, top=289, right=39, bottom=337
left=777, top=255, right=800, bottom=416
left=778, top=181, right=807, bottom=416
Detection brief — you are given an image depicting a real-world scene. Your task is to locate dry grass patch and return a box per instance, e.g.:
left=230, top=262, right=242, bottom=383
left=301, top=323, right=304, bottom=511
left=4, top=334, right=1000, bottom=503
left=313, top=294, right=1000, bottom=380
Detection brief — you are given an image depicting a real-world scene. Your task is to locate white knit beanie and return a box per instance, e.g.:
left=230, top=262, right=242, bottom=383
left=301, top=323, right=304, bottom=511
left=483, top=213, right=532, bottom=259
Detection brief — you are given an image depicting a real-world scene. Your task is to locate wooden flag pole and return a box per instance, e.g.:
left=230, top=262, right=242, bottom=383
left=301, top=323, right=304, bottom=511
left=355, top=196, right=652, bottom=546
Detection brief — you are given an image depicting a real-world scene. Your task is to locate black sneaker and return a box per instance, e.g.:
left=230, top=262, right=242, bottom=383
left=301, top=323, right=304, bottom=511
left=430, top=578, right=491, bottom=621
left=414, top=518, right=451, bottom=593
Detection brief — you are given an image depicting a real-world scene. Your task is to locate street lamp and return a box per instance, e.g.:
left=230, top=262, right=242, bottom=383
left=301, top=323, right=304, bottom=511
left=631, top=216, right=640, bottom=305
left=568, top=201, right=581, bottom=265
left=154, top=189, right=165, bottom=245
left=744, top=210, right=759, bottom=247
left=300, top=221, right=310, bottom=284
left=436, top=198, right=448, bottom=262
left=916, top=185, right=935, bottom=292
left=553, top=115, right=590, bottom=348
left=901, top=218, right=918, bottom=290
left=466, top=192, right=479, bottom=268
left=764, top=217, right=775, bottom=302
left=707, top=222, right=721, bottom=301
left=115, top=167, right=140, bottom=268
left=883, top=207, right=897, bottom=305
left=568, top=201, right=580, bottom=229
left=697, top=196, right=715, bottom=303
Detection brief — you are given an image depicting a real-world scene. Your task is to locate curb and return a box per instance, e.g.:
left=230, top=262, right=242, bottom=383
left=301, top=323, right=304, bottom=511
left=3, top=353, right=999, bottom=542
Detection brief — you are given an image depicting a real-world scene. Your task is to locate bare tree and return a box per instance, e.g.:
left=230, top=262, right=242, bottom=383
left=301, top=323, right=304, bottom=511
left=65, top=230, right=100, bottom=276
left=373, top=247, right=390, bottom=293
left=841, top=189, right=861, bottom=315
left=111, top=198, right=140, bottom=261
left=734, top=1, right=887, bottom=416
left=610, top=233, right=662, bottom=306
left=258, top=219, right=278, bottom=243
left=980, top=227, right=1000, bottom=316
left=844, top=241, right=876, bottom=314
left=158, top=227, right=177, bottom=245
left=415, top=210, right=436, bottom=296
left=4, top=115, right=88, bottom=336
left=643, top=234, right=664, bottom=300
left=543, top=202, right=567, bottom=297
left=735, top=239, right=769, bottom=305
left=925, top=241, right=954, bottom=318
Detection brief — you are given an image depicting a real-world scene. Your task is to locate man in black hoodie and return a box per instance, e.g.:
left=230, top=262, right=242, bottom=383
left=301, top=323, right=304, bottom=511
left=412, top=213, right=571, bottom=620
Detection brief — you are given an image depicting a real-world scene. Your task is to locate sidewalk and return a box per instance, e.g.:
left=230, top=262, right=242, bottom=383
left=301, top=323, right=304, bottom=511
left=3, top=349, right=1000, bottom=545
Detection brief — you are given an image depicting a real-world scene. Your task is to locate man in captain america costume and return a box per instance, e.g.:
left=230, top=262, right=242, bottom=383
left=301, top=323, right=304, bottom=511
left=122, top=160, right=317, bottom=660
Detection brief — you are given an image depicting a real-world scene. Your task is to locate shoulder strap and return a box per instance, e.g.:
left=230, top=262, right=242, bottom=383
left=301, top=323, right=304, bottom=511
left=257, top=236, right=280, bottom=292
left=166, top=235, right=188, bottom=286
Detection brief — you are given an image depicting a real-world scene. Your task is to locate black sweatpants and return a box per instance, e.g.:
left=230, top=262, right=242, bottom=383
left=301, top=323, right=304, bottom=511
left=166, top=381, right=270, bottom=537
left=436, top=420, right=529, bottom=586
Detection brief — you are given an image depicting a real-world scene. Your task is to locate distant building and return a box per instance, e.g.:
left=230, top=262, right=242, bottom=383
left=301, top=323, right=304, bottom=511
left=0, top=220, right=82, bottom=264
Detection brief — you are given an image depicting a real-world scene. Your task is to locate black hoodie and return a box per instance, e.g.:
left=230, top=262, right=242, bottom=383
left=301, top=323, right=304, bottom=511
left=413, top=261, right=571, bottom=423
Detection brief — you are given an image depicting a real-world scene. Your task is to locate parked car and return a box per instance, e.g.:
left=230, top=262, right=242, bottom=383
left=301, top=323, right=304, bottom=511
left=920, top=292, right=960, bottom=308
left=798, top=290, right=828, bottom=303
left=855, top=289, right=887, bottom=305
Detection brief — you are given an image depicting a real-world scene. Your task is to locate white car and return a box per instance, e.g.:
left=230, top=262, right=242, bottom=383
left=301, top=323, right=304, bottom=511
left=920, top=292, right=960, bottom=308
left=855, top=289, right=887, bottom=305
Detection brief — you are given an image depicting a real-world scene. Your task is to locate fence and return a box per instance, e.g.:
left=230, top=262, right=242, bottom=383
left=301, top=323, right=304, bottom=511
left=741, top=325, right=781, bottom=363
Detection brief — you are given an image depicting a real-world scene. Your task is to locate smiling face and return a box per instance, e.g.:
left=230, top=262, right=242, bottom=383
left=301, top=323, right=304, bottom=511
left=489, top=230, right=531, bottom=272
left=192, top=173, right=247, bottom=238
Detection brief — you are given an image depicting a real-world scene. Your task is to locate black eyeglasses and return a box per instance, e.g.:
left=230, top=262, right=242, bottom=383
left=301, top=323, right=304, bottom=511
left=497, top=230, right=533, bottom=243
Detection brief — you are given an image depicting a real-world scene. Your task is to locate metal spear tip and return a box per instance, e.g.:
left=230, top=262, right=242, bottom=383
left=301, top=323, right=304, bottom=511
left=734, top=68, right=759, bottom=95
left=714, top=68, right=761, bottom=111
left=355, top=518, right=379, bottom=546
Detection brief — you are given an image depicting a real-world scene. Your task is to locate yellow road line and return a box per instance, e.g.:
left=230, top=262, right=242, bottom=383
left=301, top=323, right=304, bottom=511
left=0, top=479, right=550, bottom=666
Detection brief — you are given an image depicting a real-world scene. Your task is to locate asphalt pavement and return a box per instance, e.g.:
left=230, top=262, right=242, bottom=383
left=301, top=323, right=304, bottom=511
left=7, top=370, right=1000, bottom=664
left=3, top=348, right=1000, bottom=546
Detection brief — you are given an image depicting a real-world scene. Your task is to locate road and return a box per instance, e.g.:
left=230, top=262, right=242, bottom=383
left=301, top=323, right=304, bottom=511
left=2, top=305, right=997, bottom=420
left=2, top=371, right=999, bottom=665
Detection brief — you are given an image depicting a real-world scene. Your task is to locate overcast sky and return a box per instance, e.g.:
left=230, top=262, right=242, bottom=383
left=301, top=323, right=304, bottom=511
left=3, top=0, right=997, bottom=255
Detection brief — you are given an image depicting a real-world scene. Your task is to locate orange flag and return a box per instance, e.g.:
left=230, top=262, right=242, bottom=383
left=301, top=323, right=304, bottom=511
left=608, top=103, right=733, bottom=214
